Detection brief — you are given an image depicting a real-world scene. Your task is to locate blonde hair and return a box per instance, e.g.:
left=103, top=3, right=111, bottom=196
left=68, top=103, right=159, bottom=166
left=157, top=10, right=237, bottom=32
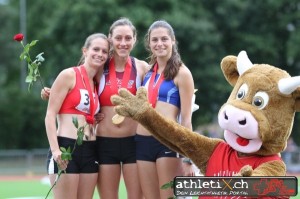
left=77, top=33, right=108, bottom=65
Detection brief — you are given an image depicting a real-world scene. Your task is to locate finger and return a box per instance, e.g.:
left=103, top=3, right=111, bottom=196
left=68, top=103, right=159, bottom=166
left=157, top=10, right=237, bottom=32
left=55, top=156, right=60, bottom=162
left=118, top=88, right=134, bottom=99
left=42, top=88, right=49, bottom=95
left=98, top=113, right=104, bottom=117
left=44, top=87, right=50, bottom=93
left=41, top=89, right=50, bottom=100
left=62, top=160, right=68, bottom=166
left=56, top=160, right=63, bottom=169
left=58, top=163, right=67, bottom=171
left=60, top=160, right=68, bottom=170
left=114, top=106, right=130, bottom=117
left=111, top=95, right=125, bottom=106
left=136, top=87, right=148, bottom=101
left=114, top=106, right=123, bottom=115
left=41, top=91, right=45, bottom=99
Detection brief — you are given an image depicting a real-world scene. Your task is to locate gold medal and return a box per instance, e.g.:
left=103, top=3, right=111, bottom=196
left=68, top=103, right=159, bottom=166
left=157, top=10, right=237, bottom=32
left=112, top=114, right=125, bottom=124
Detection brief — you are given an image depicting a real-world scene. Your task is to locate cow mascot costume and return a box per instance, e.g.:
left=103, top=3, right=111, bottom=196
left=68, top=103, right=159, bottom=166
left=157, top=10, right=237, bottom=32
left=111, top=51, right=299, bottom=180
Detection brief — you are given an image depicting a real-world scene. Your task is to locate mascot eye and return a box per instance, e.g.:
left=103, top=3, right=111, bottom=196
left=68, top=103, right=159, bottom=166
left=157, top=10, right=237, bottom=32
left=236, top=84, right=248, bottom=100
left=252, top=91, right=269, bottom=109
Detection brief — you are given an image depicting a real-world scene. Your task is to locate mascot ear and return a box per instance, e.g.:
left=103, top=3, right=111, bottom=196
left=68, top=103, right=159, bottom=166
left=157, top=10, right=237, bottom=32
left=221, top=51, right=253, bottom=87
left=278, top=76, right=300, bottom=111
left=292, top=88, right=300, bottom=112
left=221, top=55, right=238, bottom=87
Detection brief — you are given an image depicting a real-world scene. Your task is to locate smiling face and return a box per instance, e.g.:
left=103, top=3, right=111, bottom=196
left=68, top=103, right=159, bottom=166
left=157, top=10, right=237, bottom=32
left=149, top=27, right=175, bottom=60
left=220, top=53, right=298, bottom=156
left=110, top=25, right=136, bottom=58
left=83, top=37, right=109, bottom=68
left=218, top=104, right=262, bottom=154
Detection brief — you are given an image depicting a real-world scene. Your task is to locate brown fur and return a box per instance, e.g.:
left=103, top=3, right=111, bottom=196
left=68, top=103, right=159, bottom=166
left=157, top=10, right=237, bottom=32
left=111, top=52, right=300, bottom=176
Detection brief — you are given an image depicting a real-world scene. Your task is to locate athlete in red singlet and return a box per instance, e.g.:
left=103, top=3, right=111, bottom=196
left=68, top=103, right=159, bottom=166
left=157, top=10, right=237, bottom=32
left=45, top=33, right=109, bottom=199
left=99, top=57, right=139, bottom=106
left=95, top=18, right=149, bottom=199
left=41, top=19, right=149, bottom=199
left=59, top=66, right=99, bottom=115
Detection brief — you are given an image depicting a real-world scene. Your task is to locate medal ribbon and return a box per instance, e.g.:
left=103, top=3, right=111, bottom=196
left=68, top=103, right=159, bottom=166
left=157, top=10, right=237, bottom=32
left=147, top=63, right=164, bottom=108
left=108, top=57, right=132, bottom=95
left=80, top=66, right=98, bottom=124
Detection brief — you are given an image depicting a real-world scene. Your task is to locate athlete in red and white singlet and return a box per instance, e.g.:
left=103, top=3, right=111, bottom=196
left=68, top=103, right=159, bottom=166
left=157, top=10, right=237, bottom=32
left=45, top=33, right=109, bottom=199
left=95, top=18, right=149, bottom=199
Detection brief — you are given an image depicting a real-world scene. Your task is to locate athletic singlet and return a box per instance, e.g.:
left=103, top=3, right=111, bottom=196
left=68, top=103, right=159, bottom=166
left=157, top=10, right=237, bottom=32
left=59, top=67, right=100, bottom=116
left=99, top=57, right=140, bottom=106
left=201, top=142, right=283, bottom=199
left=206, top=142, right=282, bottom=176
left=143, top=70, right=180, bottom=108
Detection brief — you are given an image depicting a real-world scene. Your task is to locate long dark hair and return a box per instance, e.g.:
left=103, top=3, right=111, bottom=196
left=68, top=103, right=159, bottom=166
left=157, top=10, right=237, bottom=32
left=144, top=20, right=183, bottom=80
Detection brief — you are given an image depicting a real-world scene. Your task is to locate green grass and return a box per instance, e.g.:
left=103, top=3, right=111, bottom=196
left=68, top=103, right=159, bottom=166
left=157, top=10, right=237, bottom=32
left=0, top=179, right=126, bottom=199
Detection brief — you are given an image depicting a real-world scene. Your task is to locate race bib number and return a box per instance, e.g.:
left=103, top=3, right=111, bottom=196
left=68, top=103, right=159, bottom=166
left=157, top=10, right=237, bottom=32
left=75, top=89, right=90, bottom=114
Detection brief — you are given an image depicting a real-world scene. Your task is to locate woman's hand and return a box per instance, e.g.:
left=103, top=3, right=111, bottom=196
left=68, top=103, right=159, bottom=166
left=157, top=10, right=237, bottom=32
left=52, top=149, right=68, bottom=170
left=41, top=87, right=51, bottom=100
left=94, top=112, right=104, bottom=124
left=182, top=161, right=195, bottom=176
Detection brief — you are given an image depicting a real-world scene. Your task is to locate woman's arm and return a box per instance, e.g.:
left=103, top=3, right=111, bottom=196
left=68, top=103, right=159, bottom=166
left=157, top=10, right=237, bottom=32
left=135, top=58, right=150, bottom=82
left=44, top=68, right=75, bottom=169
left=176, top=65, right=195, bottom=129
left=176, top=65, right=195, bottom=175
left=41, top=87, right=51, bottom=100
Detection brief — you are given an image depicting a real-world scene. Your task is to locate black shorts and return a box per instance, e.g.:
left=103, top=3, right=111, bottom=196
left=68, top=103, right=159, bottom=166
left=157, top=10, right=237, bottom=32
left=96, top=136, right=136, bottom=164
left=135, top=134, right=182, bottom=162
left=46, top=136, right=98, bottom=174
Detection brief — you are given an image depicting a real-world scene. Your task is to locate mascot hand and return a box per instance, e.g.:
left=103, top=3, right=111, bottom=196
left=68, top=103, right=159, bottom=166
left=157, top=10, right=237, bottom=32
left=234, top=165, right=253, bottom=177
left=111, top=87, right=151, bottom=119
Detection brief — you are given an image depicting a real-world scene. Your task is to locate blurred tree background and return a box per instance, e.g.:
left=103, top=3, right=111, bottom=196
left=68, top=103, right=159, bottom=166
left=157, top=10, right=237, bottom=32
left=1, top=0, right=300, bottom=149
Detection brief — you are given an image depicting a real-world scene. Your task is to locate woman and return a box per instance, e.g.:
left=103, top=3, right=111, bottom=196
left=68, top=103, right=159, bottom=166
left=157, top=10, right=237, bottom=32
left=135, top=20, right=195, bottom=199
left=96, top=18, right=149, bottom=199
left=45, top=33, right=109, bottom=199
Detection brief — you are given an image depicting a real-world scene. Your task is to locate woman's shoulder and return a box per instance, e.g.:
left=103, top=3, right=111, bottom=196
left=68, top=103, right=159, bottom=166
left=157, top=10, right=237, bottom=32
left=174, top=64, right=194, bottom=87
left=178, top=64, right=192, bottom=77
left=51, top=67, right=77, bottom=90
left=57, top=67, right=76, bottom=80
left=133, top=57, right=149, bottom=69
left=133, top=57, right=150, bottom=75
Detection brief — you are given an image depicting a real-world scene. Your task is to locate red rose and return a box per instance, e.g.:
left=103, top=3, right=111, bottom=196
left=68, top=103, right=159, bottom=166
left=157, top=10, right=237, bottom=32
left=85, top=115, right=94, bottom=124
left=13, top=33, right=24, bottom=42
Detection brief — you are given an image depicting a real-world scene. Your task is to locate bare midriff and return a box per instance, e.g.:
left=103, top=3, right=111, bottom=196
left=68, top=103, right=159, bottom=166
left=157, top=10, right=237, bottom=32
left=57, top=114, right=97, bottom=141
left=96, top=106, right=137, bottom=137
left=136, top=101, right=179, bottom=136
